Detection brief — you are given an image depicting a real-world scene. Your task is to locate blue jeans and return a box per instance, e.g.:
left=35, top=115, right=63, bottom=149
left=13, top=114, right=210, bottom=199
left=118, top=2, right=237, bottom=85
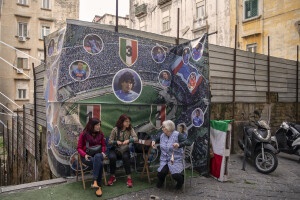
left=81, top=153, right=104, bottom=186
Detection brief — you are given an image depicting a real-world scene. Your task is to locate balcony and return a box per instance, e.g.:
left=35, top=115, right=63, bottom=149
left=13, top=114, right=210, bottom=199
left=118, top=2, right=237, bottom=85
left=135, top=4, right=147, bottom=17
left=158, top=0, right=172, bottom=6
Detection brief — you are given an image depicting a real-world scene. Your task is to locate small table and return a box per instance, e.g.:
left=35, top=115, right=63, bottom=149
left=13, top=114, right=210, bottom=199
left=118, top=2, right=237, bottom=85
left=137, top=139, right=153, bottom=184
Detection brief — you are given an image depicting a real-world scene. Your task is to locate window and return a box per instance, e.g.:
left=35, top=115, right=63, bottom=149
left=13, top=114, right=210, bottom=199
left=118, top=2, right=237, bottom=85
left=162, top=17, right=170, bottom=31
left=17, top=58, right=28, bottom=69
left=18, top=0, right=28, bottom=5
left=244, top=0, right=258, bottom=19
left=18, top=22, right=28, bottom=37
left=42, top=0, right=50, bottom=9
left=246, top=43, right=257, bottom=53
left=18, top=89, right=26, bottom=99
left=196, top=1, right=205, bottom=19
left=41, top=26, right=50, bottom=39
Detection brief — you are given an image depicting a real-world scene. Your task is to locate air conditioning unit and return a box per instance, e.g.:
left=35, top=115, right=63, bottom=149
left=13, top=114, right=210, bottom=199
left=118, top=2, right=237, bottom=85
left=18, top=36, right=26, bottom=42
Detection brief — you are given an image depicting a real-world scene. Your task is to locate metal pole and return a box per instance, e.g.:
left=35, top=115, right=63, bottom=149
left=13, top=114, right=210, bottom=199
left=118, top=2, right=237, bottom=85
left=232, top=24, right=237, bottom=153
left=12, top=116, right=14, bottom=184
left=32, top=63, right=38, bottom=164
left=6, top=120, right=9, bottom=185
left=16, top=109, right=19, bottom=184
left=2, top=123, right=5, bottom=186
left=296, top=46, right=299, bottom=123
left=0, top=158, right=2, bottom=186
left=268, top=36, right=270, bottom=104
left=176, top=8, right=180, bottom=45
left=22, top=105, right=26, bottom=184
left=115, top=0, right=119, bottom=32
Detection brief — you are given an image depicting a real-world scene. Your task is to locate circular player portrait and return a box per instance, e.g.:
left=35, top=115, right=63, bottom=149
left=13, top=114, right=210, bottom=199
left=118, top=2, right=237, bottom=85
left=53, top=126, right=61, bottom=146
left=83, top=34, right=103, bottom=55
left=52, top=68, right=58, bottom=88
left=69, top=60, right=90, bottom=82
left=112, top=68, right=142, bottom=103
left=158, top=70, right=171, bottom=87
left=57, top=34, right=64, bottom=52
left=191, top=108, right=204, bottom=127
left=177, top=123, right=188, bottom=139
left=69, top=152, right=88, bottom=171
left=188, top=72, right=196, bottom=90
left=192, top=42, right=203, bottom=61
left=47, top=131, right=52, bottom=149
left=48, top=39, right=55, bottom=57
left=152, top=46, right=166, bottom=63
left=182, top=47, right=191, bottom=64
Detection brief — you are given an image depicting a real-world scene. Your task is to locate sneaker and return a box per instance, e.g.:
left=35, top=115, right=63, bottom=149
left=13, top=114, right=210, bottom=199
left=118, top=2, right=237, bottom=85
left=127, top=178, right=133, bottom=188
left=95, top=187, right=102, bottom=197
left=107, top=176, right=116, bottom=186
left=91, top=180, right=100, bottom=189
left=175, top=183, right=183, bottom=190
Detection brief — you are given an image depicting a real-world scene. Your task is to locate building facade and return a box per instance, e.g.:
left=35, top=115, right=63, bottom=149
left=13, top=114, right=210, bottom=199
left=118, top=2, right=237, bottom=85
left=0, top=0, right=79, bottom=120
left=129, top=0, right=299, bottom=60
left=231, top=0, right=300, bottom=60
left=93, top=14, right=129, bottom=27
left=129, top=0, right=231, bottom=47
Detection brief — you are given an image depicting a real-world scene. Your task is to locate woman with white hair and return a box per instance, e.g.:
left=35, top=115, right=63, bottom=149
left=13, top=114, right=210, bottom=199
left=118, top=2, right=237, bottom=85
left=151, top=120, right=189, bottom=190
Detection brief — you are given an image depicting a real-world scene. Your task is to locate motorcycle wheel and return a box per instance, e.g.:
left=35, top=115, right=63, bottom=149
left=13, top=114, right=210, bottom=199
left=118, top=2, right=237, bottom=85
left=254, top=149, right=278, bottom=174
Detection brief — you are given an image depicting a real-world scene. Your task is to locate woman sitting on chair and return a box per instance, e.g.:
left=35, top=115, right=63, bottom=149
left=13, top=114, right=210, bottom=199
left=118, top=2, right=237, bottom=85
left=108, top=114, right=138, bottom=187
left=77, top=118, right=106, bottom=197
left=151, top=120, right=189, bottom=190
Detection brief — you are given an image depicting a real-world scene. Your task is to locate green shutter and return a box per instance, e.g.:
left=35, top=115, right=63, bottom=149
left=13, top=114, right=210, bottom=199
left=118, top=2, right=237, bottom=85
left=245, top=0, right=258, bottom=19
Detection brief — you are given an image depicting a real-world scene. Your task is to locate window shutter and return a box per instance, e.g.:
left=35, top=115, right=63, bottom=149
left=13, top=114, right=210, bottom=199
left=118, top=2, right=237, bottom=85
left=24, top=24, right=28, bottom=37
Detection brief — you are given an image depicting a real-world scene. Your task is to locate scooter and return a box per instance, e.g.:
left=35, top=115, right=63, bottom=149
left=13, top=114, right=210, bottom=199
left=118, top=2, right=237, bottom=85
left=238, top=111, right=278, bottom=174
left=271, top=122, right=300, bottom=158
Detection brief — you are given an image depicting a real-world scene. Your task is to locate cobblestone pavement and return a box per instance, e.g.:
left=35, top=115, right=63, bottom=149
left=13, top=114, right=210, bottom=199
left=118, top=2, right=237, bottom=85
left=111, top=153, right=300, bottom=200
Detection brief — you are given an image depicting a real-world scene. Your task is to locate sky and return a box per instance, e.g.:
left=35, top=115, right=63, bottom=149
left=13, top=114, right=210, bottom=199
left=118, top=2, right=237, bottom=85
left=79, top=0, right=130, bottom=22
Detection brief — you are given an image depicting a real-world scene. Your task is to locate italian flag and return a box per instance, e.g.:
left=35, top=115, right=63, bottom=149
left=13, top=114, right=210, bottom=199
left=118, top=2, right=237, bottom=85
left=120, top=37, right=138, bottom=66
left=79, top=105, right=101, bottom=126
left=191, top=75, right=203, bottom=95
left=210, top=120, right=232, bottom=181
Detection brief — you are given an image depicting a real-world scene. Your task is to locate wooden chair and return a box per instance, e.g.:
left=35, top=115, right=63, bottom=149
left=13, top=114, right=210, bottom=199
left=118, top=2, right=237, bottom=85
left=75, top=152, right=107, bottom=189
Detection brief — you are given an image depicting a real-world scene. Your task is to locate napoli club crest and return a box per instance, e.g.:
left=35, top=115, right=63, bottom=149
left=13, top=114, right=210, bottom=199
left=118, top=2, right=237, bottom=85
left=119, top=37, right=138, bottom=67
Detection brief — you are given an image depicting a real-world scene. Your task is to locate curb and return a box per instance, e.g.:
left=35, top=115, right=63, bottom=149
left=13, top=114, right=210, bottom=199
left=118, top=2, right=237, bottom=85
left=0, top=178, right=67, bottom=194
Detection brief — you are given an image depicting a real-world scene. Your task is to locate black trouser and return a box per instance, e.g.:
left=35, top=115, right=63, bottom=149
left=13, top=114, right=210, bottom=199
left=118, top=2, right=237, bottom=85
left=108, top=149, right=131, bottom=175
left=157, top=164, right=184, bottom=187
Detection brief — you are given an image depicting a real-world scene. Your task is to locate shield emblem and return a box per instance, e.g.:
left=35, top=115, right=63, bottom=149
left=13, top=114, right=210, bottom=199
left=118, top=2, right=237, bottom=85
left=119, top=37, right=138, bottom=67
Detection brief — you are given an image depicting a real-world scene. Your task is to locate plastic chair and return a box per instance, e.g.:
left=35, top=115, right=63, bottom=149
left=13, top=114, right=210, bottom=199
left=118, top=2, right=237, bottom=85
left=75, top=152, right=107, bottom=189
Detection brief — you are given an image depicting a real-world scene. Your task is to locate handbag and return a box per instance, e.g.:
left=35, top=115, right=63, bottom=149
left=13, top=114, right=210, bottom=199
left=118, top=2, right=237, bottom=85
left=113, top=129, right=130, bottom=155
left=86, top=141, right=102, bottom=157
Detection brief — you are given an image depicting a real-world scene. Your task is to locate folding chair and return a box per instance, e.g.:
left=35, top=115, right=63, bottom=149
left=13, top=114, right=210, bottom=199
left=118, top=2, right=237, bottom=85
left=75, top=152, right=107, bottom=189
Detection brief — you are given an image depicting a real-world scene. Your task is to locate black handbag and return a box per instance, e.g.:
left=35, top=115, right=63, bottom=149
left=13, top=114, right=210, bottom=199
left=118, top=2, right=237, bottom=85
left=86, top=141, right=102, bottom=157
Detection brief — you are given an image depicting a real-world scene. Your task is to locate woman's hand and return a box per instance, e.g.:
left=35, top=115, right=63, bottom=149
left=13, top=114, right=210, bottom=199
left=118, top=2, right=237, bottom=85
left=123, top=140, right=129, bottom=145
left=85, top=154, right=91, bottom=161
left=117, top=141, right=123, bottom=145
left=151, top=141, right=156, bottom=148
left=102, top=152, right=106, bottom=158
left=173, top=143, right=179, bottom=148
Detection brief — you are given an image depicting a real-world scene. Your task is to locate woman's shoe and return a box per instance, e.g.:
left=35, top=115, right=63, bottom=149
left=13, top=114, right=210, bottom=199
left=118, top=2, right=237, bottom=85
left=107, top=176, right=116, bottom=186
left=95, top=187, right=102, bottom=197
left=127, top=178, right=133, bottom=188
left=91, top=180, right=100, bottom=189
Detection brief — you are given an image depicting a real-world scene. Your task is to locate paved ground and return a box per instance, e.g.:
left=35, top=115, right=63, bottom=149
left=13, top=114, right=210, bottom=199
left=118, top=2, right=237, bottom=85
left=112, top=153, right=300, bottom=200
left=1, top=152, right=299, bottom=199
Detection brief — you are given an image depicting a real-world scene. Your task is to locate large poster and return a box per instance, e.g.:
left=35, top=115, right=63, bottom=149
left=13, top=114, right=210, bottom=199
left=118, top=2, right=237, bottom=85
left=44, top=22, right=210, bottom=177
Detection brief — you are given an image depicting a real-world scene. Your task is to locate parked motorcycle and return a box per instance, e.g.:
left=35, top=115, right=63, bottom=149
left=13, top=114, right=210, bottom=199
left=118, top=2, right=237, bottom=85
left=238, top=110, right=278, bottom=174
left=271, top=122, right=300, bottom=158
